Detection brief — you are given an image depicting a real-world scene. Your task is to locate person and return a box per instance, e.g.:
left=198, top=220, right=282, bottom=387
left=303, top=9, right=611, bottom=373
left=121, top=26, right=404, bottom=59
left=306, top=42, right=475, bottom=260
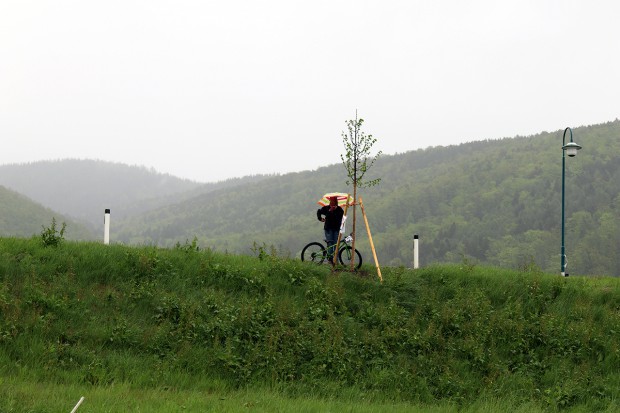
left=316, top=196, right=344, bottom=261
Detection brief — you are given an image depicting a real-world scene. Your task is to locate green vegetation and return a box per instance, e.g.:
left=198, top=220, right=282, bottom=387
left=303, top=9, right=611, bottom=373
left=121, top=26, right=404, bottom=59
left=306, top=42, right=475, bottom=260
left=39, top=218, right=67, bottom=248
left=1, top=237, right=620, bottom=412
left=341, top=113, right=382, bottom=190
left=341, top=112, right=382, bottom=270
left=1, top=121, right=619, bottom=276
left=112, top=120, right=620, bottom=277
left=0, top=185, right=93, bottom=240
left=0, top=159, right=271, bottom=229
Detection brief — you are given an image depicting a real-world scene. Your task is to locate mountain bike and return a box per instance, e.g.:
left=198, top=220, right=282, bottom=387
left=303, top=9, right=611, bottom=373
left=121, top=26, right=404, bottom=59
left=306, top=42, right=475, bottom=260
left=300, top=234, right=362, bottom=269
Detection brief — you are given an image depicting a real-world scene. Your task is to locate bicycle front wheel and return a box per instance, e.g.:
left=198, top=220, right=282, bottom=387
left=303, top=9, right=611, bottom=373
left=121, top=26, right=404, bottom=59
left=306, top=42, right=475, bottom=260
left=301, top=242, right=327, bottom=265
left=338, top=246, right=362, bottom=269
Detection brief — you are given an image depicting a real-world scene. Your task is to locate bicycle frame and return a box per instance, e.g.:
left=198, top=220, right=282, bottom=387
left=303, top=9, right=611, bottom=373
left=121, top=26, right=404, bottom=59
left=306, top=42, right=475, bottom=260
left=326, top=234, right=353, bottom=259
left=301, top=234, right=361, bottom=269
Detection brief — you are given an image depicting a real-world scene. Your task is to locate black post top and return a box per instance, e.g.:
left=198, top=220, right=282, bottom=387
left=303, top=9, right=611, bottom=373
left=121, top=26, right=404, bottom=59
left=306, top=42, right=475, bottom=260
left=105, top=209, right=110, bottom=214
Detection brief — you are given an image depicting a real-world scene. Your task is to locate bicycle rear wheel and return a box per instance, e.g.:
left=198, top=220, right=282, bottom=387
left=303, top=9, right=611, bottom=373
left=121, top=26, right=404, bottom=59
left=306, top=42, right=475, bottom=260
left=301, top=242, right=327, bottom=265
left=338, top=246, right=362, bottom=269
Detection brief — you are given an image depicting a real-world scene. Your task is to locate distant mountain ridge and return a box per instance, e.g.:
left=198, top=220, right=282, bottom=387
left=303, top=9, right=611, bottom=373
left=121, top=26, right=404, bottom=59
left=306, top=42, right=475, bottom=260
left=0, top=159, right=270, bottom=230
left=1, top=120, right=619, bottom=277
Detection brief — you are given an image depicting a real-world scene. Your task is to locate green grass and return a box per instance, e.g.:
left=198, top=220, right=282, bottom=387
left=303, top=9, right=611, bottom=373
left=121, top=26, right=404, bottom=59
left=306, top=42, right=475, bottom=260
left=3, top=378, right=586, bottom=413
left=1, top=236, right=620, bottom=412
left=5, top=380, right=618, bottom=413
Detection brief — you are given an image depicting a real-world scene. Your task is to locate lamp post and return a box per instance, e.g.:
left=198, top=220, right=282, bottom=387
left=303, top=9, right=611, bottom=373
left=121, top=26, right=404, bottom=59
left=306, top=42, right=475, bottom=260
left=560, top=127, right=582, bottom=276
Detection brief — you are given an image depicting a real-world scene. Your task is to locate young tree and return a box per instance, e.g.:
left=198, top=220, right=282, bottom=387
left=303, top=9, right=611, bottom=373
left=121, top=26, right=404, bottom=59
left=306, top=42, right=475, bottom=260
left=341, top=112, right=382, bottom=270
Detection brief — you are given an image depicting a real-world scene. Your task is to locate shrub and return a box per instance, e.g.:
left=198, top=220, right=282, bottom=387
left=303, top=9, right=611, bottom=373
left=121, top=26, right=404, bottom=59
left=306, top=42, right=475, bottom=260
left=40, top=218, right=66, bottom=247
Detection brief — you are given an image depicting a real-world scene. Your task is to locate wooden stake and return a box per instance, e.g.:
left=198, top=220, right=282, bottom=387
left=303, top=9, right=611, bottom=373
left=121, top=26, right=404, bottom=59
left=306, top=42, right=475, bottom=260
left=359, top=197, right=382, bottom=282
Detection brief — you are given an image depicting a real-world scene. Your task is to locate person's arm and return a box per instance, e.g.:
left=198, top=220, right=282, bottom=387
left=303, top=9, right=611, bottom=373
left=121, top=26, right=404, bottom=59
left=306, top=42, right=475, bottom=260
left=317, top=207, right=324, bottom=221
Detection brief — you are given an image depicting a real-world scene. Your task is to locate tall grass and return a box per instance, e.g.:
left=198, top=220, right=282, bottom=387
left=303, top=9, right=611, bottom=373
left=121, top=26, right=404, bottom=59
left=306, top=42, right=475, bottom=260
left=1, top=237, right=620, bottom=411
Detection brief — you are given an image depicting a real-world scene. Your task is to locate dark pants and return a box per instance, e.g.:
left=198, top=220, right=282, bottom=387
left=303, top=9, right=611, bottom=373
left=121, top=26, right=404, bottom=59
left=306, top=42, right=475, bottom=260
left=324, top=228, right=339, bottom=258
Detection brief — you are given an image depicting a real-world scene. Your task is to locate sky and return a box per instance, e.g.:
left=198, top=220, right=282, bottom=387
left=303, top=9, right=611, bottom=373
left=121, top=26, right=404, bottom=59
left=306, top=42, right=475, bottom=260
left=1, top=1, right=619, bottom=183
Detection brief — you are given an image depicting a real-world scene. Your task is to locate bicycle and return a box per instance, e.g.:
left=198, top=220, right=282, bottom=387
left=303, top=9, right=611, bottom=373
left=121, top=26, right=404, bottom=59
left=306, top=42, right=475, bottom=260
left=300, top=233, right=362, bottom=269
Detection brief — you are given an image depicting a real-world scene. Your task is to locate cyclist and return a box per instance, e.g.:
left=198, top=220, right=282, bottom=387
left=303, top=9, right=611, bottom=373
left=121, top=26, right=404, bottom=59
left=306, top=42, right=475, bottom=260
left=316, top=196, right=344, bottom=262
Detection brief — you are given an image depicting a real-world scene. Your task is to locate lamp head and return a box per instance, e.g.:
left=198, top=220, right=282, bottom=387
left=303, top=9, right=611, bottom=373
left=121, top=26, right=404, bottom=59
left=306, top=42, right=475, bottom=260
left=562, top=141, right=582, bottom=157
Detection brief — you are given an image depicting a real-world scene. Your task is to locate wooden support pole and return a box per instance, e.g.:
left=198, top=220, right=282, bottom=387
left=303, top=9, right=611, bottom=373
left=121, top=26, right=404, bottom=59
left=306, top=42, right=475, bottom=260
left=359, top=197, right=382, bottom=282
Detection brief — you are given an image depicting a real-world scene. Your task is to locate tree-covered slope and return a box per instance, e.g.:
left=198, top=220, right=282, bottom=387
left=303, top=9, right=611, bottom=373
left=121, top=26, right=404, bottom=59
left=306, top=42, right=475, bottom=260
left=0, top=185, right=93, bottom=240
left=362, top=120, right=620, bottom=276
left=115, top=120, right=620, bottom=277
left=0, top=159, right=270, bottom=230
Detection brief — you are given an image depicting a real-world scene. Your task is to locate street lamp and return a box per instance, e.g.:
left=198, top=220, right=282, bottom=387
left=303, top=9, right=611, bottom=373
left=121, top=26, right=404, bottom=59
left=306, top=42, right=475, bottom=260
left=561, top=127, right=582, bottom=277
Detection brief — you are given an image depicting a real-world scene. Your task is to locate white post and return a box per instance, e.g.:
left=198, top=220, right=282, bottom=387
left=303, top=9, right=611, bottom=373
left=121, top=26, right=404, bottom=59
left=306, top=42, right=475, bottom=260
left=70, top=397, right=85, bottom=413
left=413, top=234, right=419, bottom=269
left=104, top=209, right=110, bottom=245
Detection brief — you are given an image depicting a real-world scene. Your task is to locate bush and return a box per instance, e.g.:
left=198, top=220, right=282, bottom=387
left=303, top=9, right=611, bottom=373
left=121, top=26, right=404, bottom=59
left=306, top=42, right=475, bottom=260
left=40, top=218, right=66, bottom=247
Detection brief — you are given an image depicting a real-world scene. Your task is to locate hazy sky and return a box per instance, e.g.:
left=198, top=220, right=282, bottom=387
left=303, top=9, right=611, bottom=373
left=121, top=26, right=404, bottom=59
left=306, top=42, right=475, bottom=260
left=1, top=1, right=619, bottom=183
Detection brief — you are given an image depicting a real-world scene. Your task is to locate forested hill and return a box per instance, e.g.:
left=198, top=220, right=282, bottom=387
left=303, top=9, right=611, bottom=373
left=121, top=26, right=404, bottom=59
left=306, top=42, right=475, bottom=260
left=1, top=121, right=618, bottom=276
left=115, top=120, right=620, bottom=277
left=0, top=185, right=93, bottom=240
left=0, top=159, right=270, bottom=230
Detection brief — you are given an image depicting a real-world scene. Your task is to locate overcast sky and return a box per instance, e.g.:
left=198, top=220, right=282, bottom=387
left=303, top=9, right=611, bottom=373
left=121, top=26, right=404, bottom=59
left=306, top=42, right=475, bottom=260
left=1, top=1, right=618, bottom=183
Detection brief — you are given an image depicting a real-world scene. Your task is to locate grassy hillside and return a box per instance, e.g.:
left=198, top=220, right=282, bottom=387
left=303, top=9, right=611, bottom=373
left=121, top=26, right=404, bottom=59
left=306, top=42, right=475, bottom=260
left=1, top=237, right=619, bottom=412
left=114, top=120, right=620, bottom=277
left=0, top=185, right=94, bottom=240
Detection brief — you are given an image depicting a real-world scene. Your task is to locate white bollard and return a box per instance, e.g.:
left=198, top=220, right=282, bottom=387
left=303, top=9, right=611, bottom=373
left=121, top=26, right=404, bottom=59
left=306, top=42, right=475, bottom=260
left=104, top=209, right=110, bottom=245
left=413, top=234, right=419, bottom=269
